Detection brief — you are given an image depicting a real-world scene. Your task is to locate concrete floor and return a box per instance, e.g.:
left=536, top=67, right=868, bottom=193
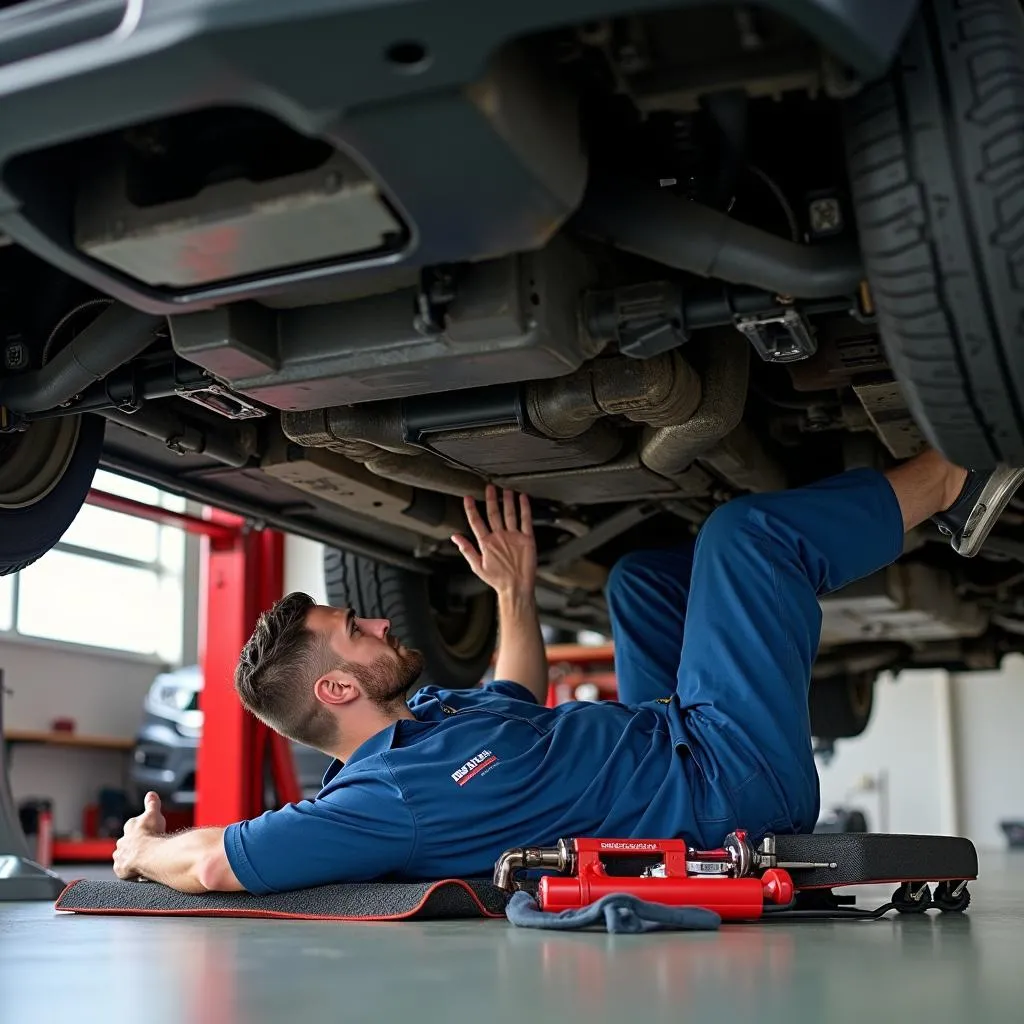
left=2, top=853, right=1022, bottom=1024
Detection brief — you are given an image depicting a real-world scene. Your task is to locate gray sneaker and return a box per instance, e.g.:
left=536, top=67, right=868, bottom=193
left=932, top=466, right=1024, bottom=557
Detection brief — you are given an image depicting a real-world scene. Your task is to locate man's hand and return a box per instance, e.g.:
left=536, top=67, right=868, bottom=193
left=453, top=485, right=547, bottom=702
left=113, top=791, right=166, bottom=881
left=112, top=792, right=240, bottom=893
left=452, top=485, right=536, bottom=598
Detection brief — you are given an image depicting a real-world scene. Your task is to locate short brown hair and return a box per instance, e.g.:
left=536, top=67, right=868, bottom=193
left=234, top=591, right=339, bottom=750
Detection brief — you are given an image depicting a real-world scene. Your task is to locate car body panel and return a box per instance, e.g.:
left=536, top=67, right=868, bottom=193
left=0, top=0, right=919, bottom=313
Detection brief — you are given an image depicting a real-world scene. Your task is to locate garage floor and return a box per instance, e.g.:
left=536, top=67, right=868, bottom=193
left=2, top=852, right=1022, bottom=1024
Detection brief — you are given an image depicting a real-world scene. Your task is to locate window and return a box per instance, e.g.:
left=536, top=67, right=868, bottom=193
left=2, top=469, right=189, bottom=663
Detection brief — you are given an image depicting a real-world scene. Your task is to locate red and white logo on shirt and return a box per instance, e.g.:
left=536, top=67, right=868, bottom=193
left=451, top=749, right=499, bottom=786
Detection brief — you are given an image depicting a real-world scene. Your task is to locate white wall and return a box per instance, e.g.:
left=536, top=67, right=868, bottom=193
left=817, top=663, right=1024, bottom=850
left=952, top=654, right=1024, bottom=849
left=2, top=636, right=164, bottom=834
left=817, top=670, right=948, bottom=836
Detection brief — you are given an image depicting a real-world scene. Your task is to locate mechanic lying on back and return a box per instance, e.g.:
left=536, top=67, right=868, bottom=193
left=113, top=450, right=1023, bottom=894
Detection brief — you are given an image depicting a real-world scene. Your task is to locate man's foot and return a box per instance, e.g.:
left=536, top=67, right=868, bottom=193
left=931, top=466, right=1024, bottom=557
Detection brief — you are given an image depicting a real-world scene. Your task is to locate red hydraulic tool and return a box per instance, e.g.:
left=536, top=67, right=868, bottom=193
left=493, top=832, right=812, bottom=920
left=494, top=830, right=980, bottom=920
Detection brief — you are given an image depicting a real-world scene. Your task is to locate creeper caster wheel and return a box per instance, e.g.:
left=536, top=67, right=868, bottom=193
left=932, top=880, right=971, bottom=913
left=892, top=882, right=932, bottom=913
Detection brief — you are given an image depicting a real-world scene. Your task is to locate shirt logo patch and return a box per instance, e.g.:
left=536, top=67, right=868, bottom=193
left=451, top=749, right=498, bottom=786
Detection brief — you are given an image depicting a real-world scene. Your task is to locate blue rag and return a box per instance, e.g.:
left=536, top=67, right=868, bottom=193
left=505, top=890, right=722, bottom=933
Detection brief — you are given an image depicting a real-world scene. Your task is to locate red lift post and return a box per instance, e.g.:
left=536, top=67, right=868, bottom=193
left=194, top=509, right=300, bottom=828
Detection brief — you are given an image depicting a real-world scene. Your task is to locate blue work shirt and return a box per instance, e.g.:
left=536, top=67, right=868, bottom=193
left=223, top=681, right=773, bottom=894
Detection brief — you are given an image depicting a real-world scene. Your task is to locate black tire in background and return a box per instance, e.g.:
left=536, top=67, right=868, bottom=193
left=0, top=413, right=104, bottom=575
left=844, top=0, right=1024, bottom=470
left=323, top=548, right=498, bottom=690
left=809, top=672, right=876, bottom=740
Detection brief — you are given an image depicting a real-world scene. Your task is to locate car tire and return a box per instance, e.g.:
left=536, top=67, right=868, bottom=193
left=323, top=549, right=498, bottom=690
left=844, top=0, right=1024, bottom=470
left=0, top=413, right=104, bottom=575
left=809, top=672, right=875, bottom=740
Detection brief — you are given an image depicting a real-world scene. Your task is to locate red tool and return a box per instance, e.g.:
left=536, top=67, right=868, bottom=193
left=495, top=831, right=980, bottom=921
left=493, top=831, right=840, bottom=920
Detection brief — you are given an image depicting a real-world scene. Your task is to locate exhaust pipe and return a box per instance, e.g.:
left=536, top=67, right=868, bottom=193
left=526, top=350, right=701, bottom=439
left=363, top=451, right=486, bottom=499
left=103, top=403, right=258, bottom=469
left=639, top=333, right=747, bottom=478
left=284, top=343, right=783, bottom=498
left=638, top=333, right=787, bottom=492
left=284, top=350, right=703, bottom=493
left=282, top=406, right=478, bottom=496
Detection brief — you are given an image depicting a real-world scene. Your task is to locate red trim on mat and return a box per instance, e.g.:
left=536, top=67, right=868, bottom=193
left=56, top=879, right=85, bottom=903
left=54, top=878, right=506, bottom=921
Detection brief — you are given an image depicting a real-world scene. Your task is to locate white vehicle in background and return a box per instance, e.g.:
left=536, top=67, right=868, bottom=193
left=130, top=665, right=332, bottom=807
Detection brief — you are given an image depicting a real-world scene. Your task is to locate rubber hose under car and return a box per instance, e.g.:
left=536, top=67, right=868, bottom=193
left=572, top=176, right=863, bottom=299
left=0, top=305, right=163, bottom=414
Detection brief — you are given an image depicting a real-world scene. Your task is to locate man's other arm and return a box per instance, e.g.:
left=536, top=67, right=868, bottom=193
left=113, top=792, right=243, bottom=893
left=494, top=588, right=548, bottom=704
left=115, top=779, right=416, bottom=895
left=452, top=485, right=548, bottom=703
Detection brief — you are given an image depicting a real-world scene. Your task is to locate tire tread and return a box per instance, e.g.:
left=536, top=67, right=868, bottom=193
left=845, top=0, right=1024, bottom=468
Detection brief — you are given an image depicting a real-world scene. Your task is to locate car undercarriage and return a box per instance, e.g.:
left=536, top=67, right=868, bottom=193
left=2, top=0, right=1024, bottom=740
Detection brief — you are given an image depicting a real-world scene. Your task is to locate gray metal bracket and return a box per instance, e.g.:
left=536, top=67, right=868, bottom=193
left=0, top=670, right=65, bottom=901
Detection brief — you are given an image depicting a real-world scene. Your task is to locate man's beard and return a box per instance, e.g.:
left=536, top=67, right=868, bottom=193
left=346, top=645, right=425, bottom=709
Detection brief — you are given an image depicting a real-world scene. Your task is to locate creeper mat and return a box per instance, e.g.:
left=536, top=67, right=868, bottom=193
left=55, top=877, right=510, bottom=920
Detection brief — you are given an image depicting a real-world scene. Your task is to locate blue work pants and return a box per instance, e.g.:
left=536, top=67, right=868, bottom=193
left=606, top=468, right=905, bottom=841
